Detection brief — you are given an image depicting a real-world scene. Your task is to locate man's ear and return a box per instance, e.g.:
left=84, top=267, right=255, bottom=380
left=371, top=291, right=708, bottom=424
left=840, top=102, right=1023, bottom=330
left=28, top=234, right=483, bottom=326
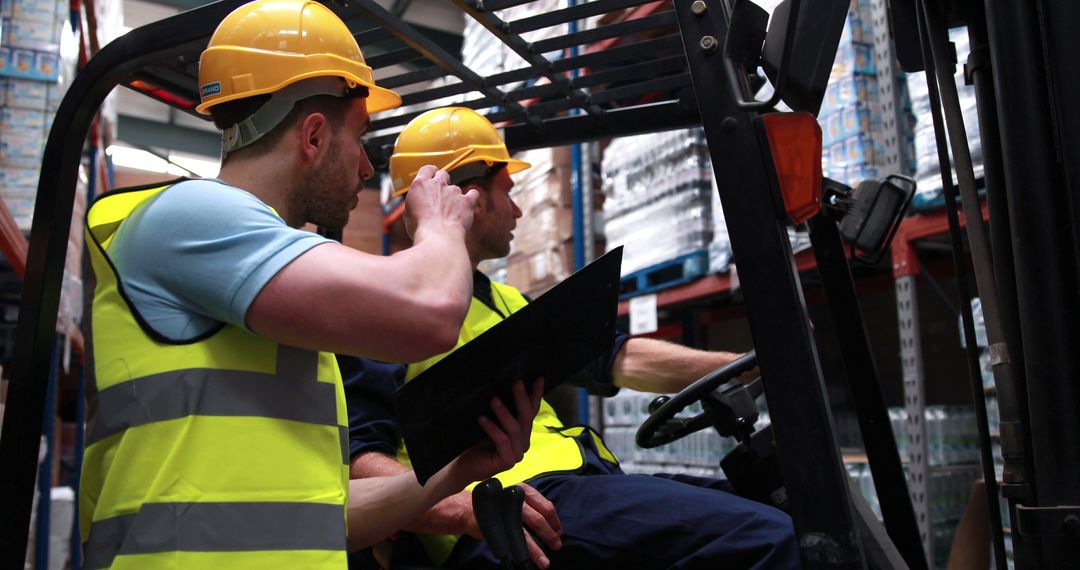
left=464, top=183, right=486, bottom=214
left=298, top=112, right=330, bottom=163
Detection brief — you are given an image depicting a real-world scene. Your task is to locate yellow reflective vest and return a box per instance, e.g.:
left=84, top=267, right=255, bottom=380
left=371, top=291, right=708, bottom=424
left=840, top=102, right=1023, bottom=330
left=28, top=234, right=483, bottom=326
left=80, top=182, right=350, bottom=569
left=400, top=280, right=617, bottom=564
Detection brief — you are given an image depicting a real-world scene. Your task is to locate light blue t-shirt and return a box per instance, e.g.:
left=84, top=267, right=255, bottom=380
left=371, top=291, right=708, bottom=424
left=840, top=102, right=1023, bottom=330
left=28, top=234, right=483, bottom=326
left=108, top=178, right=333, bottom=341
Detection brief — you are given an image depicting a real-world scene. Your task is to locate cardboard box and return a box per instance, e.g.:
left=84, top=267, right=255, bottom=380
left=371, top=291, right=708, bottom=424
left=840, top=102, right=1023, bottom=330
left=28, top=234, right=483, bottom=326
left=0, top=165, right=39, bottom=188
left=6, top=78, right=47, bottom=109
left=511, top=204, right=573, bottom=256
left=11, top=0, right=59, bottom=22
left=837, top=7, right=873, bottom=46
left=513, top=145, right=571, bottom=175
left=506, top=238, right=575, bottom=295
left=46, top=80, right=64, bottom=107
left=511, top=163, right=572, bottom=213
left=3, top=195, right=35, bottom=230
left=831, top=42, right=876, bottom=77
left=840, top=101, right=881, bottom=139
left=3, top=16, right=61, bottom=51
left=822, top=73, right=878, bottom=115
left=0, top=45, right=60, bottom=82
left=843, top=133, right=878, bottom=165
left=1, top=107, right=45, bottom=129
left=0, top=125, right=45, bottom=166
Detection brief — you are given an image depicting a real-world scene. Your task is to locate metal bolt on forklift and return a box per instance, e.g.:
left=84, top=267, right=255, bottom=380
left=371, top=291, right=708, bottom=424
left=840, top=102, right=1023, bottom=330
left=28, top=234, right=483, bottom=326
left=1, top=0, right=1078, bottom=568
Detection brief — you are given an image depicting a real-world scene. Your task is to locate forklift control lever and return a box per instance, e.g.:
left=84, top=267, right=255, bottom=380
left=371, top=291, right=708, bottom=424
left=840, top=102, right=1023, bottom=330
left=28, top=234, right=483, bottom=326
left=472, top=479, right=536, bottom=570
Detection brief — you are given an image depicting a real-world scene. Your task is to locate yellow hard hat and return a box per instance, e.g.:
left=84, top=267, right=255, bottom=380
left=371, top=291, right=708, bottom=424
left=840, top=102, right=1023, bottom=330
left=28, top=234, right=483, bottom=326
left=389, top=107, right=531, bottom=196
left=196, top=0, right=401, bottom=115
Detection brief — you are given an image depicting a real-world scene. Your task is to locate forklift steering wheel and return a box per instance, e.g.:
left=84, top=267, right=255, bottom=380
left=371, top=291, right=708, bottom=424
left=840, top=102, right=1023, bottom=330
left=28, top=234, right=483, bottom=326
left=636, top=351, right=761, bottom=449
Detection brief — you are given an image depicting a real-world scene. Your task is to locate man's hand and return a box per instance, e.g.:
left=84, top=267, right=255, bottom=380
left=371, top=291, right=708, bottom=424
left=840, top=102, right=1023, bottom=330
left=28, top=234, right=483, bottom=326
left=515, top=483, right=562, bottom=568
left=735, top=353, right=760, bottom=384
left=463, top=483, right=562, bottom=569
left=429, top=482, right=562, bottom=569
left=447, top=379, right=544, bottom=486
left=404, top=165, right=479, bottom=239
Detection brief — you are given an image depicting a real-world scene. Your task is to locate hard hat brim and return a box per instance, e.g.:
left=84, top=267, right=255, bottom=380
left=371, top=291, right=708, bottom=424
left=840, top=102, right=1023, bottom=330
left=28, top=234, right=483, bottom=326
left=392, top=157, right=531, bottom=197
left=366, top=85, right=402, bottom=114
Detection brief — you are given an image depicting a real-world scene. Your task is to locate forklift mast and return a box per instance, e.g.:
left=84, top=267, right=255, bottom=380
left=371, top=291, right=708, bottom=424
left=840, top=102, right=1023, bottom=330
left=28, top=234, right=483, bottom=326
left=0, top=0, right=1077, bottom=568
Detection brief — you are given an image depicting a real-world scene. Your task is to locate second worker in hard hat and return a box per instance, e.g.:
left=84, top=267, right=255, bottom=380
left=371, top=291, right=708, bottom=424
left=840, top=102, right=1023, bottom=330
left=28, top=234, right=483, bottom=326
left=340, top=107, right=801, bottom=569
left=79, top=3, right=542, bottom=569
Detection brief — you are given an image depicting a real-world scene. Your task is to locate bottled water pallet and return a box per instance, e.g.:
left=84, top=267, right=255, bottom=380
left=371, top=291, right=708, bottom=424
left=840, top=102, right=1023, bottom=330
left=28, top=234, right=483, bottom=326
left=619, top=249, right=709, bottom=299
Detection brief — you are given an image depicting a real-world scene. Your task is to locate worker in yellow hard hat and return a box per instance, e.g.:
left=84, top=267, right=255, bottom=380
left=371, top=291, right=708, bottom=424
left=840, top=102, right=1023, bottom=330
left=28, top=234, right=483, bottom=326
left=388, top=106, right=531, bottom=198
left=79, top=3, right=540, bottom=569
left=340, top=108, right=800, bottom=570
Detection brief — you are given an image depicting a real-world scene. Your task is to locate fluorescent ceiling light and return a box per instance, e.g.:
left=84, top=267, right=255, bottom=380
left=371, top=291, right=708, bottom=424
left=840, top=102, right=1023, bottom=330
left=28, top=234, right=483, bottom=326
left=168, top=153, right=220, bottom=178
left=106, top=145, right=220, bottom=178
left=106, top=145, right=170, bottom=173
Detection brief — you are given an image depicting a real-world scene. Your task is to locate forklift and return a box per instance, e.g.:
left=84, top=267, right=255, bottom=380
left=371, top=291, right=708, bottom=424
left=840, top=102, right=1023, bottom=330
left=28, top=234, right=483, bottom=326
left=1, top=0, right=1077, bottom=568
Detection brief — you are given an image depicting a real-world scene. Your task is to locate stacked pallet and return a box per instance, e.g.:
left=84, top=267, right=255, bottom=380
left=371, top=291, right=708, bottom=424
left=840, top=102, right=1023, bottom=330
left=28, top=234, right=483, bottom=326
left=0, top=0, right=78, bottom=231
left=601, top=128, right=717, bottom=289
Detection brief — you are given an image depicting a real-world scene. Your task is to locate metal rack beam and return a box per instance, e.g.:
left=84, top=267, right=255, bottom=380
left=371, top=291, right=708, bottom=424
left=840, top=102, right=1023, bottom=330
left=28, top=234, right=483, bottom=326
left=530, top=10, right=675, bottom=54
left=550, top=34, right=683, bottom=72
left=454, top=0, right=602, bottom=118
left=349, top=0, right=535, bottom=129
left=503, top=0, right=653, bottom=34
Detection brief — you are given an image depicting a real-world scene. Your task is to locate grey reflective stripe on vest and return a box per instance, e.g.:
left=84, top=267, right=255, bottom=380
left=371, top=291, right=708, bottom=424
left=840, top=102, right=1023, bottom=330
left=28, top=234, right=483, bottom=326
left=339, top=425, right=350, bottom=464
left=87, top=344, right=329, bottom=445
left=83, top=502, right=346, bottom=569
left=276, top=344, right=320, bottom=382
left=86, top=369, right=338, bottom=445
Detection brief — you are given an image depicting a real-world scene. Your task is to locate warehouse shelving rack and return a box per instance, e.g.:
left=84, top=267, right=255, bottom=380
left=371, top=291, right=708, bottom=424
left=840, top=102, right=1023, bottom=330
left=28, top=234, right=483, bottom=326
left=1, top=0, right=1078, bottom=568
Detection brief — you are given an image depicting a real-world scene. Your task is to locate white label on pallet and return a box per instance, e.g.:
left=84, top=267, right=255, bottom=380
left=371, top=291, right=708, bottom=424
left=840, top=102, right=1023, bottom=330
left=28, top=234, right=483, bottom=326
left=629, top=294, right=658, bottom=336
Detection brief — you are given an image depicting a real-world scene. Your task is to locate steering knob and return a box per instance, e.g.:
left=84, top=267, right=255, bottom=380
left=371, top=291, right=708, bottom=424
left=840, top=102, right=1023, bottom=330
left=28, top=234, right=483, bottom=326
left=648, top=396, right=671, bottom=414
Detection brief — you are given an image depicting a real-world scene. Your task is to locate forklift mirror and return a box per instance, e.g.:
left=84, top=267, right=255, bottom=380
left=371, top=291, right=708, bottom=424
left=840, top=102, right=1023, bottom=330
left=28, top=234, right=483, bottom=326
left=760, top=0, right=850, bottom=114
left=724, top=0, right=769, bottom=68
left=826, top=174, right=916, bottom=261
left=884, top=0, right=925, bottom=72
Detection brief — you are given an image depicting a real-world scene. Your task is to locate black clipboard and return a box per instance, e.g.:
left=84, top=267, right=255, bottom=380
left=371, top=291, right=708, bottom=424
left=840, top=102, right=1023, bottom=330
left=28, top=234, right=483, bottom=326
left=393, top=247, right=623, bottom=484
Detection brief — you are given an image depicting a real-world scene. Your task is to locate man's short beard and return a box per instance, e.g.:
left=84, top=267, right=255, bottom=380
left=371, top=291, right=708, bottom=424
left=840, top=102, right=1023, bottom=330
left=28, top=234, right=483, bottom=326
left=292, top=139, right=351, bottom=230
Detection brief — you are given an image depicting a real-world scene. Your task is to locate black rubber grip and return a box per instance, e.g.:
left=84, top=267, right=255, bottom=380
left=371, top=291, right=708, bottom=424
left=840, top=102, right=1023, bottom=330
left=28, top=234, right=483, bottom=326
left=472, top=478, right=511, bottom=563
left=501, top=485, right=535, bottom=569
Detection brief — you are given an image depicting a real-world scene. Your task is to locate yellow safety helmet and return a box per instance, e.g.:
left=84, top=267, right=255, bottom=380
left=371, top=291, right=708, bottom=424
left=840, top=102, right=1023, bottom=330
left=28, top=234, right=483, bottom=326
left=389, top=107, right=531, bottom=196
left=197, top=0, right=401, bottom=149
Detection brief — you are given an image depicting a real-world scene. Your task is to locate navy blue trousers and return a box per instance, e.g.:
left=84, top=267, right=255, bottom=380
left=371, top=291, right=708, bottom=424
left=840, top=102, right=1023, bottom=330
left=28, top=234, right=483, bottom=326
left=350, top=444, right=801, bottom=570
left=442, top=469, right=801, bottom=570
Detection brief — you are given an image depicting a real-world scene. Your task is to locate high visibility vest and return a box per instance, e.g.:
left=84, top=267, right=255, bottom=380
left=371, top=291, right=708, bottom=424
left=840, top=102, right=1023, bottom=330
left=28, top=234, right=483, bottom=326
left=401, top=280, right=617, bottom=565
left=80, top=181, right=350, bottom=569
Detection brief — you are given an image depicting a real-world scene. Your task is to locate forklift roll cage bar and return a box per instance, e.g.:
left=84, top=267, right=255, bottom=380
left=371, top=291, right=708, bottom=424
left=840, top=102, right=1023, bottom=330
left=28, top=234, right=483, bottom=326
left=2, top=0, right=1078, bottom=568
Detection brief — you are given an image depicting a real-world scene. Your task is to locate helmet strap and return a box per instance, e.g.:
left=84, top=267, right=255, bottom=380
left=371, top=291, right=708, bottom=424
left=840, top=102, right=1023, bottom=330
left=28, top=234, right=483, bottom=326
left=223, top=77, right=349, bottom=152
left=448, top=162, right=493, bottom=186
left=450, top=161, right=508, bottom=187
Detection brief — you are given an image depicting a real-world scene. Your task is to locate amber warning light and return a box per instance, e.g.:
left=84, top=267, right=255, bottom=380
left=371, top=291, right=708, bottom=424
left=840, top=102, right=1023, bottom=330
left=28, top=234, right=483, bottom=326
left=758, top=112, right=823, bottom=225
